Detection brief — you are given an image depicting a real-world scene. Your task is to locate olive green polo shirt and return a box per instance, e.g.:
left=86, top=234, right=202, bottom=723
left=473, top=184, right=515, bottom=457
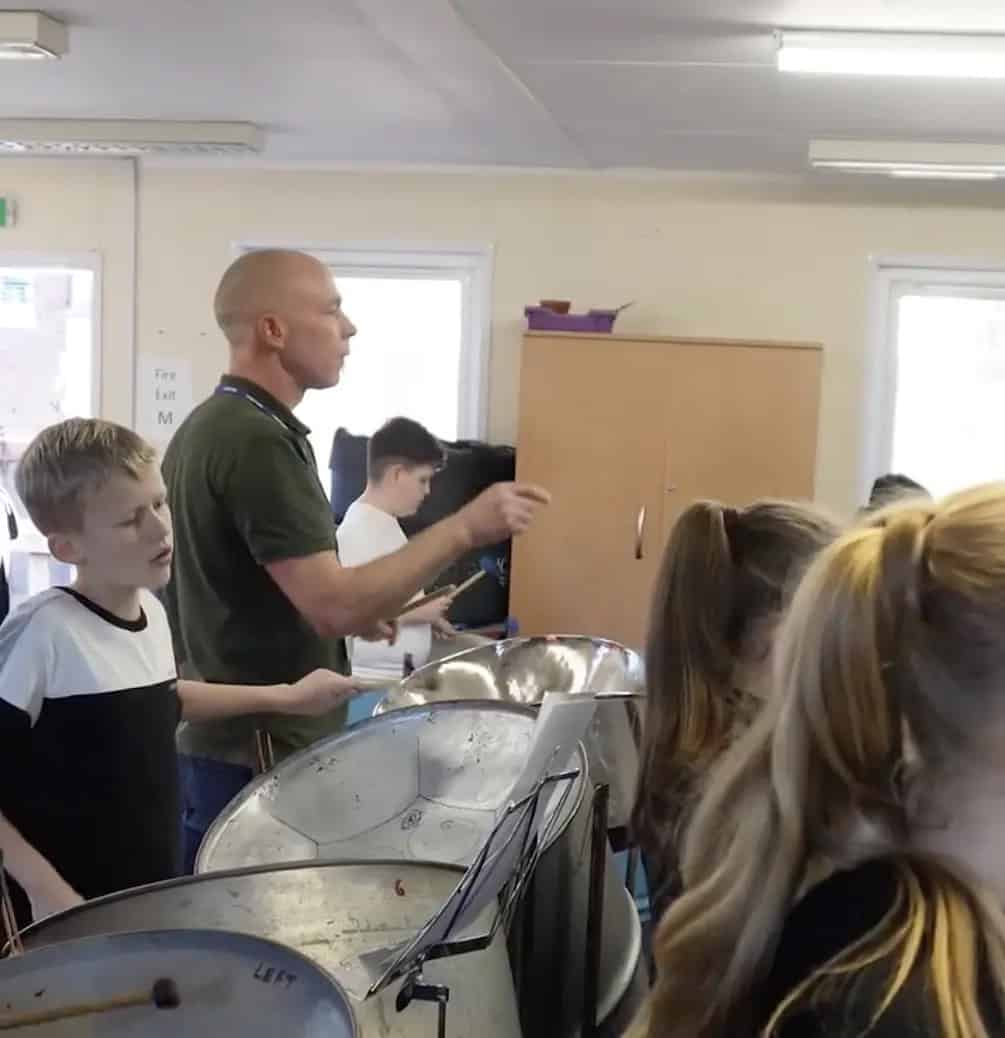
left=162, top=375, right=349, bottom=764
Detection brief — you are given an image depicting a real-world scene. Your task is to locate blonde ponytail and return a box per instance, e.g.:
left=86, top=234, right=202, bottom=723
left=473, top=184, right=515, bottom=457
left=639, top=488, right=1005, bottom=1038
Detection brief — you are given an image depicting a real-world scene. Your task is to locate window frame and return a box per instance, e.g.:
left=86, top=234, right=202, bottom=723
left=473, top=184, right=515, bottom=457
left=862, top=256, right=1005, bottom=502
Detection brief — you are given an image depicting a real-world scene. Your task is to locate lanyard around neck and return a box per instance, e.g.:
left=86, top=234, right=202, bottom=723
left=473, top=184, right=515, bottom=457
left=215, top=384, right=328, bottom=498
left=215, top=384, right=300, bottom=437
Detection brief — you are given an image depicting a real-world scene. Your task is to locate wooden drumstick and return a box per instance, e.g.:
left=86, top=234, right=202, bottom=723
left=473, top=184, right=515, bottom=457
left=394, top=584, right=456, bottom=620
left=451, top=569, right=487, bottom=597
left=394, top=569, right=488, bottom=622
left=0, top=977, right=180, bottom=1030
left=350, top=675, right=393, bottom=691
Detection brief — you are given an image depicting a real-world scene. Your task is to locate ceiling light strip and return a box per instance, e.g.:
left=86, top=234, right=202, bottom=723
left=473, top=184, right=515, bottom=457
left=777, top=30, right=1005, bottom=79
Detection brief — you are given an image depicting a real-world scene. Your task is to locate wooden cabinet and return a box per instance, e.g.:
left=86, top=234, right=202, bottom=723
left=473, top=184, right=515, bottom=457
left=509, top=332, right=822, bottom=650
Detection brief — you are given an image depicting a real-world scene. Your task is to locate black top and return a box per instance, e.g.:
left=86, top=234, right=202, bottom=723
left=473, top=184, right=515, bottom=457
left=0, top=588, right=181, bottom=914
left=757, top=858, right=1002, bottom=1037
left=162, top=375, right=349, bottom=762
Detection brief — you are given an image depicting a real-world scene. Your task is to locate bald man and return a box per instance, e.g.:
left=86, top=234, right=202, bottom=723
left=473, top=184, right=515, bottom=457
left=162, top=249, right=548, bottom=869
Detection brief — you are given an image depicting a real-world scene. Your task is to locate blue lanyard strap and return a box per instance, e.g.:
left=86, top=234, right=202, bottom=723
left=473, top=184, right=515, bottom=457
left=214, top=384, right=327, bottom=497
left=215, top=384, right=297, bottom=436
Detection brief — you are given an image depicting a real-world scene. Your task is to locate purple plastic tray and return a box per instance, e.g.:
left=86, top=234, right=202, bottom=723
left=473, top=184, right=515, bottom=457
left=524, top=306, right=619, bottom=333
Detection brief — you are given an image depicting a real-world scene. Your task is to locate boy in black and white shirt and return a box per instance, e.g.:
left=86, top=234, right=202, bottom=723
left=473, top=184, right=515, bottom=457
left=0, top=418, right=358, bottom=924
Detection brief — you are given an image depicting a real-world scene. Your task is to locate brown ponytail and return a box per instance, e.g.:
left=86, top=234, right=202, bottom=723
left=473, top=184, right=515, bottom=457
left=631, top=499, right=838, bottom=910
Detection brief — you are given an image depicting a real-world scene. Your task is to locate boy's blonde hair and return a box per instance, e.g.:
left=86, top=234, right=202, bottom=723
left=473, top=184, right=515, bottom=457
left=15, top=418, right=156, bottom=534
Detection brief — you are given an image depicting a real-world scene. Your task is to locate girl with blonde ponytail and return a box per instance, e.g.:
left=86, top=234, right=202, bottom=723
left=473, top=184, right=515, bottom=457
left=635, top=485, right=1005, bottom=1038
left=631, top=499, right=837, bottom=923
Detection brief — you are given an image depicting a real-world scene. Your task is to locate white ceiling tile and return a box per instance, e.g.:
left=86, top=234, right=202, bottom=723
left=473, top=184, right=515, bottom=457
left=1, top=0, right=1005, bottom=170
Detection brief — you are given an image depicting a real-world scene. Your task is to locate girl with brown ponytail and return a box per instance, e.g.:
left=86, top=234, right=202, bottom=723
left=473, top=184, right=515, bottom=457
left=635, top=485, right=1005, bottom=1038
left=631, top=499, right=838, bottom=923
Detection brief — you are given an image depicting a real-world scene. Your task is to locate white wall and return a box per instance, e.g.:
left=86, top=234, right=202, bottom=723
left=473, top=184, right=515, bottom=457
left=7, top=157, right=1005, bottom=515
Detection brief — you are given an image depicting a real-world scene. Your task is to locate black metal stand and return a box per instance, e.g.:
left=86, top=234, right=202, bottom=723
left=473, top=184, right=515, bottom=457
left=361, top=768, right=581, bottom=1038
left=0, top=851, right=22, bottom=958
left=582, top=783, right=610, bottom=1038
left=396, top=974, right=449, bottom=1038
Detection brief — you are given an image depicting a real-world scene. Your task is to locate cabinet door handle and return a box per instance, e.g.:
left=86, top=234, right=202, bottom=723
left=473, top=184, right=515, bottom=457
left=635, top=505, right=647, bottom=560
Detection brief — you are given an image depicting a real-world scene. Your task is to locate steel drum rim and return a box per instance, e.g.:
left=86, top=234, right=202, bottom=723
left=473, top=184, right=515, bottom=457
left=1, top=927, right=360, bottom=1038
left=597, top=885, right=644, bottom=1024
left=196, top=700, right=590, bottom=872
left=20, top=858, right=472, bottom=945
left=42, top=847, right=644, bottom=1032
left=411, top=633, right=645, bottom=669
left=374, top=634, right=646, bottom=717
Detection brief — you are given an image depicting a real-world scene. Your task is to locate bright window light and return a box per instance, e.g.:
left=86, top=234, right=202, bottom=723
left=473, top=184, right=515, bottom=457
left=891, top=292, right=1005, bottom=496
left=295, top=275, right=465, bottom=496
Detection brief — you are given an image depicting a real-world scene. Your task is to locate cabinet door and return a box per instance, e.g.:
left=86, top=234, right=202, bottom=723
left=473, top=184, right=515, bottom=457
left=660, top=343, right=821, bottom=540
left=510, top=336, right=669, bottom=650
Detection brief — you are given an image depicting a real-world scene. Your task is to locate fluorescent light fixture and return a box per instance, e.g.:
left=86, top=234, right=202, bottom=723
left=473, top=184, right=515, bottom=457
left=809, top=140, right=1005, bottom=181
left=0, top=11, right=67, bottom=60
left=0, top=120, right=263, bottom=156
left=889, top=169, right=998, bottom=181
left=777, top=30, right=1005, bottom=79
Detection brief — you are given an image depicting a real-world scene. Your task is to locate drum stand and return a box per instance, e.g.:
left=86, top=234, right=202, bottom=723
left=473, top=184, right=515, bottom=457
left=369, top=770, right=581, bottom=1038
left=0, top=852, right=23, bottom=958
left=582, top=782, right=610, bottom=1038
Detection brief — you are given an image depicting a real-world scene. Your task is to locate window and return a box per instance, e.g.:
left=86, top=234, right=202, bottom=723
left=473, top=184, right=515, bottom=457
left=865, top=261, right=1005, bottom=500
left=0, top=254, right=100, bottom=605
left=236, top=243, right=492, bottom=492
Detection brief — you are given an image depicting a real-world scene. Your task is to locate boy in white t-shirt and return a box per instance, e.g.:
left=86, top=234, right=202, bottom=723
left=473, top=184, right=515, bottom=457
left=337, top=418, right=453, bottom=683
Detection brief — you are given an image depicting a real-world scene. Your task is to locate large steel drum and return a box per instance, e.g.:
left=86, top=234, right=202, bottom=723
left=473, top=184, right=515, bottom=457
left=21, top=862, right=519, bottom=1038
left=196, top=702, right=644, bottom=1038
left=374, top=636, right=645, bottom=833
left=0, top=928, right=356, bottom=1036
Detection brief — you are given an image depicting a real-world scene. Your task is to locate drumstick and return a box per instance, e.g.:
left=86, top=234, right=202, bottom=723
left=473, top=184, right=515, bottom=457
left=394, top=568, right=488, bottom=622
left=0, top=977, right=180, bottom=1030
left=394, top=584, right=456, bottom=620
left=254, top=729, right=275, bottom=773
left=451, top=569, right=487, bottom=597
left=351, top=675, right=394, bottom=691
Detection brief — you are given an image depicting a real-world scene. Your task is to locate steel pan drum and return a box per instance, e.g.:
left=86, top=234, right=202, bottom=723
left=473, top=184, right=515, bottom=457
left=198, top=702, right=582, bottom=869
left=374, top=636, right=645, bottom=832
left=22, top=862, right=519, bottom=1038
left=0, top=929, right=356, bottom=1037
left=196, top=702, right=644, bottom=1038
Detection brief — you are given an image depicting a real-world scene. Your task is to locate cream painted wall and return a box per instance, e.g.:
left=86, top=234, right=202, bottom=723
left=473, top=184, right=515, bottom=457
left=6, top=158, right=1005, bottom=516
left=138, top=166, right=1005, bottom=515
left=0, top=158, right=134, bottom=426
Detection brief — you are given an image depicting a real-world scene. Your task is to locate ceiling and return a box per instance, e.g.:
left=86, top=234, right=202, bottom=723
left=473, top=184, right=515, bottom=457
left=3, top=0, right=1005, bottom=173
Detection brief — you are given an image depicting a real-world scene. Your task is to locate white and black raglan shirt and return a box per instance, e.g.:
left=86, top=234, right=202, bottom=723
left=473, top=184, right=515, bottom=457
left=0, top=588, right=181, bottom=905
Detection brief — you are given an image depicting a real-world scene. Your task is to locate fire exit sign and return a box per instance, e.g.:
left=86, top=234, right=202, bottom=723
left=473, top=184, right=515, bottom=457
left=0, top=198, right=15, bottom=228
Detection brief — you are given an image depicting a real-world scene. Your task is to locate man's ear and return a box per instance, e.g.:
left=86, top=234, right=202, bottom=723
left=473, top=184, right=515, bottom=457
left=258, top=312, right=286, bottom=350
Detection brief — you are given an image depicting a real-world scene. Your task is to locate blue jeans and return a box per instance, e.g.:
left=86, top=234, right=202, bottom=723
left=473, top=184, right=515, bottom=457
left=179, top=754, right=254, bottom=874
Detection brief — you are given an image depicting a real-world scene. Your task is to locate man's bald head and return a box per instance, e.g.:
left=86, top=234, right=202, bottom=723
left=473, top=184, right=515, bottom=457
left=214, top=249, right=330, bottom=345
left=214, top=249, right=356, bottom=395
